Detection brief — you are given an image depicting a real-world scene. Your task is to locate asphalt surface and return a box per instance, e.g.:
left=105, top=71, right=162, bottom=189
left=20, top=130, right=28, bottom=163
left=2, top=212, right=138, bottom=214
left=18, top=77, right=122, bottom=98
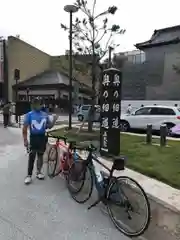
left=0, top=126, right=129, bottom=240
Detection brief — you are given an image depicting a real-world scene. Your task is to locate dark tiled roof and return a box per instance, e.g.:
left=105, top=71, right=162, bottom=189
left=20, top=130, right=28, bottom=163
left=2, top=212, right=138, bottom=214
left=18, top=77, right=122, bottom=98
left=135, top=25, right=180, bottom=49
left=14, top=71, right=67, bottom=87
left=13, top=70, right=91, bottom=91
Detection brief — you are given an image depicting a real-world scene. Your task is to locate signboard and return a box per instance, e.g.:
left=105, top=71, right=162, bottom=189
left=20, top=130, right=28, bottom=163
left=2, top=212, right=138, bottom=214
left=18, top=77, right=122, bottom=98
left=100, top=68, right=122, bottom=156
left=0, top=40, right=4, bottom=83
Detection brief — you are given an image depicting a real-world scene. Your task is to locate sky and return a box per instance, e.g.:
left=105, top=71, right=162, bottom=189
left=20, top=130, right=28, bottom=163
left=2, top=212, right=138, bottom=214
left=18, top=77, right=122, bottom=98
left=0, top=0, right=180, bottom=56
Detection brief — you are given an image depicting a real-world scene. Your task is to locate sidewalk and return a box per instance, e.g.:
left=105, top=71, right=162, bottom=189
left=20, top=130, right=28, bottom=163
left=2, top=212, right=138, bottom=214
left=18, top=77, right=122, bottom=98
left=0, top=126, right=129, bottom=240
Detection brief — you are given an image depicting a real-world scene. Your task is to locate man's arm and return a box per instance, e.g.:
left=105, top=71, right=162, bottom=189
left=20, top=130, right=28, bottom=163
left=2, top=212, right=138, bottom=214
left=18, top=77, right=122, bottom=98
left=22, top=113, right=30, bottom=146
left=46, top=114, right=58, bottom=129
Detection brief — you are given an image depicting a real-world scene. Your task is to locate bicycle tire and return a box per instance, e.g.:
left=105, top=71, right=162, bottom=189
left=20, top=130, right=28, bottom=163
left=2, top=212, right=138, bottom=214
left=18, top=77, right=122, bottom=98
left=47, top=145, right=58, bottom=178
left=67, top=161, right=94, bottom=204
left=106, top=176, right=151, bottom=237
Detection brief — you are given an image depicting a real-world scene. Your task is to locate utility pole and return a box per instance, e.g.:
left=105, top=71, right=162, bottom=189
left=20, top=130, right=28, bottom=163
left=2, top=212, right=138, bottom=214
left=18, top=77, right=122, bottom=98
left=64, top=4, right=78, bottom=129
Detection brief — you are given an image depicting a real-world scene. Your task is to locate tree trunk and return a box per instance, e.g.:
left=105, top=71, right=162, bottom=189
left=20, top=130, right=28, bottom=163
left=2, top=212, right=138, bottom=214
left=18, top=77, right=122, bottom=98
left=88, top=62, right=96, bottom=132
left=88, top=29, right=96, bottom=132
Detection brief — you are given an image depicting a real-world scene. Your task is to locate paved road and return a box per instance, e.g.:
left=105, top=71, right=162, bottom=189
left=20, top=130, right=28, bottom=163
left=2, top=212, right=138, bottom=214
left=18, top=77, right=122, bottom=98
left=0, top=126, right=129, bottom=240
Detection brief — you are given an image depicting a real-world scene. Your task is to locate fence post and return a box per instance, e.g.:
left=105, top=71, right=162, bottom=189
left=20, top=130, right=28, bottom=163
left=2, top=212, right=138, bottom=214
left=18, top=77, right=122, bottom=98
left=146, top=124, right=152, bottom=144
left=160, top=124, right=167, bottom=147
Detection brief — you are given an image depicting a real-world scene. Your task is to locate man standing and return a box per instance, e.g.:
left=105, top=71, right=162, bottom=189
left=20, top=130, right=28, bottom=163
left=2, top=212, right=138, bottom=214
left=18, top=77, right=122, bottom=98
left=22, top=98, right=57, bottom=184
left=126, top=104, right=132, bottom=114
left=2, top=101, right=10, bottom=128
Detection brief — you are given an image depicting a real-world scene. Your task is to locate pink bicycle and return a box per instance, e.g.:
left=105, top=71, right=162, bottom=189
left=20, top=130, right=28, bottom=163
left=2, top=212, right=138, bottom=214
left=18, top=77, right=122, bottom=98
left=47, top=133, right=78, bottom=179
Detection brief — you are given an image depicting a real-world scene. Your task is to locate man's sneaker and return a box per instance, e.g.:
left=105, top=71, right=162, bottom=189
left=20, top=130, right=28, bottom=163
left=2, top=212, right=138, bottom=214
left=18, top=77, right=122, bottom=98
left=24, top=176, right=32, bottom=185
left=36, top=173, right=45, bottom=180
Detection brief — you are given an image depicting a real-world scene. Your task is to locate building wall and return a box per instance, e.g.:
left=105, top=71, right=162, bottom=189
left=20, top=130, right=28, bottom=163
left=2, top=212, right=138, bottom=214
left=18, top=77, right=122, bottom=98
left=146, top=51, right=180, bottom=100
left=121, top=43, right=180, bottom=100
left=7, top=36, right=51, bottom=100
left=144, top=44, right=180, bottom=100
left=144, top=43, right=180, bottom=61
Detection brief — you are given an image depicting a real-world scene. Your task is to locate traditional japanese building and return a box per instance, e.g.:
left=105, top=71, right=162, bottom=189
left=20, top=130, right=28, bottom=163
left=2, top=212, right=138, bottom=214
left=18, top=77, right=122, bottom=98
left=0, top=36, right=92, bottom=103
left=116, top=25, right=180, bottom=100
left=135, top=25, right=180, bottom=100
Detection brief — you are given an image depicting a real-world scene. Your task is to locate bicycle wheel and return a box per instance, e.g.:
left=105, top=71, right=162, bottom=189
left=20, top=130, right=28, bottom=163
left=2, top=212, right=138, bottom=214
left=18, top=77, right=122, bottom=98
left=47, top=145, right=58, bottom=178
left=106, top=176, right=151, bottom=237
left=67, top=160, right=94, bottom=204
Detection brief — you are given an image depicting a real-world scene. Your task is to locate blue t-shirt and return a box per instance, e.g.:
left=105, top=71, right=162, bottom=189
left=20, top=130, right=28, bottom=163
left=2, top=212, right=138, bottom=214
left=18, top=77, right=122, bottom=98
left=24, top=110, right=50, bottom=135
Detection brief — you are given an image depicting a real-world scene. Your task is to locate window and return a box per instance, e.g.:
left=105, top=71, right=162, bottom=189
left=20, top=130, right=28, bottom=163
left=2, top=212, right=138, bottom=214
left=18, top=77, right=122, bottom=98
left=150, top=107, right=175, bottom=115
left=82, top=105, right=90, bottom=110
left=135, top=54, right=141, bottom=63
left=135, top=107, right=151, bottom=115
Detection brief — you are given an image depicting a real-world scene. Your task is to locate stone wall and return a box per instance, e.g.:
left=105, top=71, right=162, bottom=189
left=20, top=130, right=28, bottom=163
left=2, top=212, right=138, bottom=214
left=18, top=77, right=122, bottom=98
left=121, top=44, right=180, bottom=100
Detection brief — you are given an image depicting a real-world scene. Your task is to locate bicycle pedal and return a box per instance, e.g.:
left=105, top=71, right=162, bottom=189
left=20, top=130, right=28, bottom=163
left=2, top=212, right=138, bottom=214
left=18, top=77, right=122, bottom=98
left=88, top=205, right=93, bottom=210
left=88, top=198, right=101, bottom=210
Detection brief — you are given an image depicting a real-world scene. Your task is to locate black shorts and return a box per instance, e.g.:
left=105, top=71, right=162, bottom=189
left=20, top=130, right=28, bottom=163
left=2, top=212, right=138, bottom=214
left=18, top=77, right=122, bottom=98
left=30, top=134, right=48, bottom=153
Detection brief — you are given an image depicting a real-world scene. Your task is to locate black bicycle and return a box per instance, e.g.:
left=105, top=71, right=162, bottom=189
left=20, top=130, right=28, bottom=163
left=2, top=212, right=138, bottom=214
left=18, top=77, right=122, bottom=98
left=67, top=144, right=151, bottom=237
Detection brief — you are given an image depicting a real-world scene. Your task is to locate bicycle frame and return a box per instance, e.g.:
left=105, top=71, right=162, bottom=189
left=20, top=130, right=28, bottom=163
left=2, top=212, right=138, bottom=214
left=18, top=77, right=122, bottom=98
left=86, top=151, right=113, bottom=196
left=51, top=139, right=73, bottom=175
left=83, top=150, right=125, bottom=210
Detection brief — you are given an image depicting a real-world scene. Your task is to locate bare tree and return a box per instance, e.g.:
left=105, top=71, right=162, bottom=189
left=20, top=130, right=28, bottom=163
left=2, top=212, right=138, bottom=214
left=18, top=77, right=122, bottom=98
left=61, top=0, right=125, bottom=131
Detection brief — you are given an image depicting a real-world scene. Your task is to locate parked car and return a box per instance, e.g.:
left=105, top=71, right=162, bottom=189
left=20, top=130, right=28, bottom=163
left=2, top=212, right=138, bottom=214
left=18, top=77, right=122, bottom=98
left=77, top=104, right=100, bottom=122
left=120, top=105, right=180, bottom=133
left=170, top=124, right=180, bottom=137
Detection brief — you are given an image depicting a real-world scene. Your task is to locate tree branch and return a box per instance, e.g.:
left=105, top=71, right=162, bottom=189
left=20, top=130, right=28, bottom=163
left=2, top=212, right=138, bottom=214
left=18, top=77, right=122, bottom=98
left=73, top=23, right=92, bottom=42
left=92, top=0, right=96, bottom=17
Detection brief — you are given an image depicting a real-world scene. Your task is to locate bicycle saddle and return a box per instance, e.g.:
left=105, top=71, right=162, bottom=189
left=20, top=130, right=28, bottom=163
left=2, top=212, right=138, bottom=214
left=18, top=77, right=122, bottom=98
left=112, top=156, right=126, bottom=171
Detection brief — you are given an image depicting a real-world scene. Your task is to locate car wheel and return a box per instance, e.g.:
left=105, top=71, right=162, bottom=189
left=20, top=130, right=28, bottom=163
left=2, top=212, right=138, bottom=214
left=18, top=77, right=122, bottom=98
left=120, top=120, right=130, bottom=132
left=78, top=115, right=84, bottom=122
left=165, top=123, right=175, bottom=136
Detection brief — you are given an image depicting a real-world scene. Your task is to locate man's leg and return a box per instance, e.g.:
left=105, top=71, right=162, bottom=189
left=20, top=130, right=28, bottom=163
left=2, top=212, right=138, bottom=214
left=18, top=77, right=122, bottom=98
left=36, top=136, right=47, bottom=180
left=24, top=151, right=36, bottom=184
left=28, top=151, right=36, bottom=176
left=7, top=114, right=10, bottom=126
left=36, top=152, right=45, bottom=179
left=3, top=114, right=8, bottom=127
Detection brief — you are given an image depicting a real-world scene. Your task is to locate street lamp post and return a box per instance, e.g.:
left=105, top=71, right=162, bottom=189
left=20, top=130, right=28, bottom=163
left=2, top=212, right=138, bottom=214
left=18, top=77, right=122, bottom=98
left=26, top=88, right=30, bottom=101
left=14, top=68, right=20, bottom=123
left=64, top=4, right=78, bottom=129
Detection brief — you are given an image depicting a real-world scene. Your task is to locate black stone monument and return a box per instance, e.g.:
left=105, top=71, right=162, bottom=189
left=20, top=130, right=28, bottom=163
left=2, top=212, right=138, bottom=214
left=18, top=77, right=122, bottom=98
left=100, top=68, right=122, bottom=156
